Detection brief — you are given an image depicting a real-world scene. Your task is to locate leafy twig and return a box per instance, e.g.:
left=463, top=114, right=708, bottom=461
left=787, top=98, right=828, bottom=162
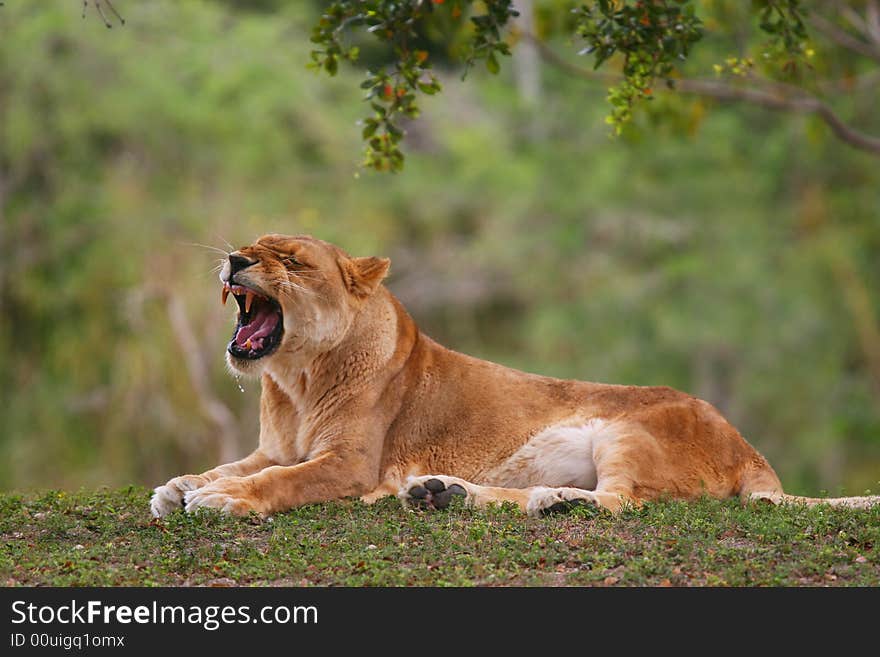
left=82, top=0, right=125, bottom=28
left=310, top=1, right=517, bottom=172
left=572, top=0, right=704, bottom=134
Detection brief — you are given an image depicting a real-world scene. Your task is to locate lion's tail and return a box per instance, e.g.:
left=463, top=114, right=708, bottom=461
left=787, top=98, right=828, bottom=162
left=748, top=491, right=880, bottom=509
left=739, top=457, right=880, bottom=509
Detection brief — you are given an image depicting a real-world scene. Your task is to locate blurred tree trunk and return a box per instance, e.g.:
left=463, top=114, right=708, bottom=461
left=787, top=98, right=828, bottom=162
left=825, top=244, right=880, bottom=399
left=800, top=184, right=880, bottom=400
left=165, top=294, right=242, bottom=463
left=693, top=345, right=735, bottom=416
left=512, top=0, right=541, bottom=106
left=0, top=167, right=6, bottom=316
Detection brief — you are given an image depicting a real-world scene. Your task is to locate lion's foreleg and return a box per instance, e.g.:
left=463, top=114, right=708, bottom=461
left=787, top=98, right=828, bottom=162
left=150, top=450, right=276, bottom=517
left=182, top=450, right=375, bottom=516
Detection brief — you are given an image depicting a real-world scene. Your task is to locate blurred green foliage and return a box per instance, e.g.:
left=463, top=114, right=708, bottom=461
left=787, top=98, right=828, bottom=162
left=0, top=1, right=878, bottom=496
left=309, top=1, right=817, bottom=167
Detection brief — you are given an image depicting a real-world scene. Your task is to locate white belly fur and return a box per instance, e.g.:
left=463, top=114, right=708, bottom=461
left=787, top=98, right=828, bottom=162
left=483, top=418, right=620, bottom=490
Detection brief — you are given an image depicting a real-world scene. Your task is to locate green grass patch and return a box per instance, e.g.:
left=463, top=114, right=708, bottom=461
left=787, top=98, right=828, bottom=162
left=1, top=488, right=877, bottom=586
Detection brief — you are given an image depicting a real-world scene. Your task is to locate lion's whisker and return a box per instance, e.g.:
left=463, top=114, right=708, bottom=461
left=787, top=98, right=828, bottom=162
left=184, top=242, right=232, bottom=257
left=215, top=234, right=236, bottom=253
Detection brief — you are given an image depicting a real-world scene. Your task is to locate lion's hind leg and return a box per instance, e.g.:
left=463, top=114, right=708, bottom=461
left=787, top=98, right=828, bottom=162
left=399, top=475, right=532, bottom=512
left=525, top=486, right=621, bottom=516
left=398, top=475, right=619, bottom=517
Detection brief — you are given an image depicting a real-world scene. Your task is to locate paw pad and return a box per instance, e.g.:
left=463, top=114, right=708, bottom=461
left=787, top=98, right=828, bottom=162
left=540, top=498, right=595, bottom=517
left=406, top=478, right=467, bottom=510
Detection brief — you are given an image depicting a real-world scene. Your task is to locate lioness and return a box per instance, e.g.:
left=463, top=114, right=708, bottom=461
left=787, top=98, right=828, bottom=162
left=151, top=234, right=879, bottom=518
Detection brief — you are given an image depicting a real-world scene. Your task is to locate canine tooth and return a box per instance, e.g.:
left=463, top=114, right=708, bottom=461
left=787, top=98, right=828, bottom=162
left=222, top=286, right=229, bottom=305
left=245, top=290, right=255, bottom=313
left=244, top=339, right=252, bottom=350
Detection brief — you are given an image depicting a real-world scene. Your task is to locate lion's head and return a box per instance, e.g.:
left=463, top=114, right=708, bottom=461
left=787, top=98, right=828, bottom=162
left=219, top=234, right=390, bottom=375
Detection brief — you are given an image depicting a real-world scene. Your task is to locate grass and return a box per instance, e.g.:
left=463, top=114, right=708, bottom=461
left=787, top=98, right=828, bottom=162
left=1, top=487, right=878, bottom=586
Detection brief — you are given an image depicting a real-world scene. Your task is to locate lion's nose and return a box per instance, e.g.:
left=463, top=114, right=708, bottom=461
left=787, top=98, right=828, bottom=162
left=228, top=253, right=256, bottom=275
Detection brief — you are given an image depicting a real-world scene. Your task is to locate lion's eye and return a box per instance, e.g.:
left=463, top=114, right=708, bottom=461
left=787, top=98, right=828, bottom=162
left=283, top=255, right=302, bottom=268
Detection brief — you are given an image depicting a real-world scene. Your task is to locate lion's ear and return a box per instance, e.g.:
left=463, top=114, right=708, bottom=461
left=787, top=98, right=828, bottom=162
left=340, top=256, right=391, bottom=298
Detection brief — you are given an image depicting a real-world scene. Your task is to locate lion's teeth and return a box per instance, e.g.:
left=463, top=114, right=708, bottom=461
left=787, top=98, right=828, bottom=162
left=244, top=339, right=252, bottom=350
left=245, top=290, right=255, bottom=313
left=221, top=286, right=229, bottom=305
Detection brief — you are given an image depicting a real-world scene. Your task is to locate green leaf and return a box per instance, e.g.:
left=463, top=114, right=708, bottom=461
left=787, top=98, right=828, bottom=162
left=361, top=120, right=378, bottom=140
left=387, top=122, right=403, bottom=139
left=486, top=52, right=500, bottom=75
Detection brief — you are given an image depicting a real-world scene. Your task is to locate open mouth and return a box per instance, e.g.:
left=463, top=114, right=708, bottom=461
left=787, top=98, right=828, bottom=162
left=222, top=282, right=284, bottom=360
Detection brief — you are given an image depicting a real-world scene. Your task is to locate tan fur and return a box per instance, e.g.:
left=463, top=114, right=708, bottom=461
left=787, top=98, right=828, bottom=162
left=151, top=234, right=880, bottom=518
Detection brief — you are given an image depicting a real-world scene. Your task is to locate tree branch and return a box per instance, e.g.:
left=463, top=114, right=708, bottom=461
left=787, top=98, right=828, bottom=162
left=525, top=34, right=880, bottom=157
left=809, top=13, right=880, bottom=63
left=867, top=0, right=880, bottom=45
left=673, top=79, right=880, bottom=156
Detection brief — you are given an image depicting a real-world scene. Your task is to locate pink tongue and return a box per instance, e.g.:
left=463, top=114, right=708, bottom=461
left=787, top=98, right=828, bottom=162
left=235, top=306, right=280, bottom=348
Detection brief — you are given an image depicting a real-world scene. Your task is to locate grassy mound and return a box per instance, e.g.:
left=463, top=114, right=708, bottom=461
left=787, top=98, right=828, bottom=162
left=1, top=487, right=877, bottom=586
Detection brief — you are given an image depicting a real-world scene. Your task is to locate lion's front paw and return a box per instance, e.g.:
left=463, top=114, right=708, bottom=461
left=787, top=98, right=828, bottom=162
left=183, top=477, right=262, bottom=517
left=151, top=475, right=210, bottom=518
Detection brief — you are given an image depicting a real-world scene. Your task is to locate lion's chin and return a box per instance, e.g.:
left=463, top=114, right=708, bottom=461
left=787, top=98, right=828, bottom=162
left=226, top=350, right=271, bottom=378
